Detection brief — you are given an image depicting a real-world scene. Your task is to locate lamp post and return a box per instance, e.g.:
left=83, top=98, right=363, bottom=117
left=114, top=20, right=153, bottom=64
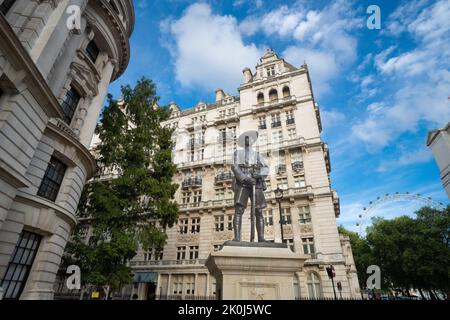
left=274, top=187, right=284, bottom=243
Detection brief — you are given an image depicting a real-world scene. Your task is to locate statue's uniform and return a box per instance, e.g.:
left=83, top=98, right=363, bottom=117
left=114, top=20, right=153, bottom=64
left=231, top=148, right=269, bottom=242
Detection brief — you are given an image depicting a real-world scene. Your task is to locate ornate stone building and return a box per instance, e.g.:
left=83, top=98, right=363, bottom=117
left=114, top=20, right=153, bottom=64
left=427, top=122, right=450, bottom=199
left=129, top=50, right=360, bottom=299
left=0, top=0, right=134, bottom=299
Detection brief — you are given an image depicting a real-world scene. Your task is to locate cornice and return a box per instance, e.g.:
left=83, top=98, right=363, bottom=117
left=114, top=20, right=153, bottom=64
left=47, top=119, right=96, bottom=180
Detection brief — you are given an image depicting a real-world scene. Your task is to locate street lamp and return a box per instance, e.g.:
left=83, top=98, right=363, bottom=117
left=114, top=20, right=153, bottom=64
left=274, top=187, right=284, bottom=243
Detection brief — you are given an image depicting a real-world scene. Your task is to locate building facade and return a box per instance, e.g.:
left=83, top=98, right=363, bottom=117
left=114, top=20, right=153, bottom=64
left=427, top=122, right=450, bottom=199
left=129, top=50, right=360, bottom=300
left=0, top=0, right=134, bottom=299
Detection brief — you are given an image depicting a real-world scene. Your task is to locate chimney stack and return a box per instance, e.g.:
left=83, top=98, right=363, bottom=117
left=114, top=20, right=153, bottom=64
left=215, top=89, right=225, bottom=102
left=242, top=67, right=253, bottom=83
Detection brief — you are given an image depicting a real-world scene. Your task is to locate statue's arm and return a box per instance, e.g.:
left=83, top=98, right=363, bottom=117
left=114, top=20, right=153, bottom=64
left=231, top=151, right=247, bottom=183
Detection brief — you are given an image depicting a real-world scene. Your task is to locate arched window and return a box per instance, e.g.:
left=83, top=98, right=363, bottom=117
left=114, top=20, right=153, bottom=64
left=282, top=86, right=290, bottom=98
left=257, top=92, right=264, bottom=105
left=306, top=272, right=322, bottom=298
left=269, top=89, right=278, bottom=102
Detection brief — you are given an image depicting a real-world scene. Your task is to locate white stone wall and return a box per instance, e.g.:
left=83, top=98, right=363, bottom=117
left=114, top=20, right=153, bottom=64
left=0, top=0, right=134, bottom=300
left=130, top=50, right=361, bottom=299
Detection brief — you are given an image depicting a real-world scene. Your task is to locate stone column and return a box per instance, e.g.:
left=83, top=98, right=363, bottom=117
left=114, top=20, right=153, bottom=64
left=78, top=59, right=115, bottom=147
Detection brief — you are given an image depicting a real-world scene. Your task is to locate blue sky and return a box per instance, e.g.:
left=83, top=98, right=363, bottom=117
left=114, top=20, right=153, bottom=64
left=107, top=0, right=450, bottom=232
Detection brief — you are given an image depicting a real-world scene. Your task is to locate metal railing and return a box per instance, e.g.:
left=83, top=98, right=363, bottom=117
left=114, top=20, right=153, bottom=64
left=130, top=259, right=207, bottom=267
left=182, top=177, right=202, bottom=188
left=215, top=172, right=233, bottom=183
left=292, top=161, right=304, bottom=171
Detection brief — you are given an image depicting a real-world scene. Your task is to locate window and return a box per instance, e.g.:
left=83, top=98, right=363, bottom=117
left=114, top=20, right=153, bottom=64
left=85, top=40, right=100, bottom=63
left=283, top=238, right=294, bottom=251
left=257, top=92, right=264, bottom=105
left=294, top=176, right=306, bottom=188
left=176, top=246, right=186, bottom=260
left=307, top=272, right=322, bottom=298
left=264, top=179, right=271, bottom=192
left=272, top=130, right=283, bottom=144
left=286, top=110, right=295, bottom=124
left=277, top=178, right=288, bottom=190
left=195, top=149, right=204, bottom=161
left=271, top=113, right=281, bottom=128
left=269, top=88, right=278, bottom=101
left=282, top=86, right=291, bottom=98
left=281, top=208, right=292, bottom=225
left=215, top=189, right=225, bottom=201
left=61, top=86, right=81, bottom=124
left=299, top=206, right=311, bottom=224
left=182, top=192, right=191, bottom=204
left=266, top=66, right=275, bottom=77
left=263, top=209, right=273, bottom=226
left=193, top=191, right=201, bottom=204
left=189, top=246, right=199, bottom=260
left=258, top=133, right=268, bottom=147
left=179, top=219, right=188, bottom=234
left=215, top=215, right=224, bottom=232
left=191, top=217, right=201, bottom=233
left=288, top=128, right=296, bottom=140
left=302, top=237, right=315, bottom=255
left=185, top=278, right=195, bottom=295
left=1, top=231, right=41, bottom=300
left=37, top=157, right=67, bottom=201
left=258, top=116, right=266, bottom=130
left=227, top=215, right=233, bottom=230
left=173, top=280, right=183, bottom=295
left=0, top=0, right=15, bottom=15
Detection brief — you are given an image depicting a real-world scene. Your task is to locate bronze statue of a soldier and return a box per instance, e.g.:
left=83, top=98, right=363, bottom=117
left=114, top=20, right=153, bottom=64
left=231, top=130, right=269, bottom=242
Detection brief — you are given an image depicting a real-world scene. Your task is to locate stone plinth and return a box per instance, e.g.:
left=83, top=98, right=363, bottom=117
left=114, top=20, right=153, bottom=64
left=205, top=242, right=308, bottom=300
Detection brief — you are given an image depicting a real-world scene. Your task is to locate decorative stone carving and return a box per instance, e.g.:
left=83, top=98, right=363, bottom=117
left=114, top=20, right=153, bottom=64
left=213, top=230, right=233, bottom=241
left=300, top=224, right=313, bottom=234
left=176, top=234, right=200, bottom=243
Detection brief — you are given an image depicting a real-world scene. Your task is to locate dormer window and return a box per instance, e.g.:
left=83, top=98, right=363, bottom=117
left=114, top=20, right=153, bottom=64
left=85, top=40, right=100, bottom=63
left=267, top=66, right=275, bottom=77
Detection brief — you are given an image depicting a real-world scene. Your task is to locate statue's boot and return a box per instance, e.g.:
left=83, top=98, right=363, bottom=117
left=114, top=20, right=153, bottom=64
left=256, top=215, right=268, bottom=242
left=232, top=214, right=242, bottom=242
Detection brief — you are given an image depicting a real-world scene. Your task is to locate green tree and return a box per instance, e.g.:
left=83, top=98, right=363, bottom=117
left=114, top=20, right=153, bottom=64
left=64, top=78, right=178, bottom=294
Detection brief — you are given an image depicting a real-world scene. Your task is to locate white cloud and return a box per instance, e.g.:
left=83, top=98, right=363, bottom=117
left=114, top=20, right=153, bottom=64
left=352, top=0, right=450, bottom=148
left=163, top=3, right=263, bottom=94
left=376, top=146, right=433, bottom=172
left=257, top=0, right=363, bottom=96
left=320, top=109, right=345, bottom=129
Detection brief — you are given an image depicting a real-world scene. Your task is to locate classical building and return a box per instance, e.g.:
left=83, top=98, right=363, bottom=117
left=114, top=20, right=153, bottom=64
left=0, top=0, right=134, bottom=299
left=427, top=122, right=450, bottom=198
left=128, top=50, right=360, bottom=300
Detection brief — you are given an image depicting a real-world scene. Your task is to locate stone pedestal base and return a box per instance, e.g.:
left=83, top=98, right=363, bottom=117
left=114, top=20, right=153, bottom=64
left=206, top=242, right=308, bottom=300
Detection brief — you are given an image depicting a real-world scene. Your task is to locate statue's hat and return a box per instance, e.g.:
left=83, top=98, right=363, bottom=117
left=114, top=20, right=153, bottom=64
left=237, top=130, right=259, bottom=147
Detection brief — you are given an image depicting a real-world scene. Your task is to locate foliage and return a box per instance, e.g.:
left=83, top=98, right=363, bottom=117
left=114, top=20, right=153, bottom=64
left=64, top=78, right=178, bottom=291
left=339, top=206, right=450, bottom=298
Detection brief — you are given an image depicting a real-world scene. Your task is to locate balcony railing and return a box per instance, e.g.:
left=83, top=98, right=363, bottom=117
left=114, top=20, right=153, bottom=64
left=187, top=138, right=205, bottom=147
left=292, top=161, right=304, bottom=171
left=215, top=172, right=233, bottom=184
left=181, top=177, right=202, bottom=188
left=129, top=259, right=206, bottom=267
left=258, top=123, right=267, bottom=130
left=286, top=118, right=295, bottom=125
left=217, top=134, right=237, bottom=143
left=271, top=121, right=282, bottom=128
